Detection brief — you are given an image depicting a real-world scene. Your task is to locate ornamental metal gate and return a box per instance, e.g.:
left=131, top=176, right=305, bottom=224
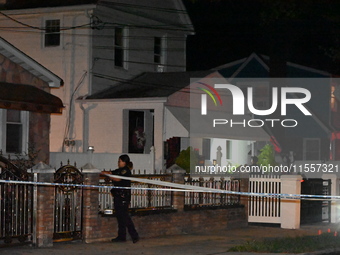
left=300, top=178, right=330, bottom=224
left=53, top=165, right=83, bottom=242
left=0, top=155, right=33, bottom=245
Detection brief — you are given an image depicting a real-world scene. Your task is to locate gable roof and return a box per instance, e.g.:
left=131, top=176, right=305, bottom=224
left=2, top=0, right=194, bottom=33
left=214, top=53, right=331, bottom=79
left=0, top=37, right=63, bottom=87
left=87, top=71, right=213, bottom=100
left=100, top=0, right=194, bottom=33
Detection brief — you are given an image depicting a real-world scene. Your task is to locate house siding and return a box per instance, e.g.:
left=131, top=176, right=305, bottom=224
left=0, top=3, right=189, bottom=157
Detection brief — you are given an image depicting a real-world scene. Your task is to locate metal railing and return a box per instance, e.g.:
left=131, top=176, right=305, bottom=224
left=184, top=176, right=241, bottom=208
left=99, top=174, right=172, bottom=213
left=0, top=156, right=33, bottom=245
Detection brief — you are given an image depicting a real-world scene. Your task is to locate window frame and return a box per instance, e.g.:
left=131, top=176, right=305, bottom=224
left=154, top=35, right=167, bottom=71
left=0, top=109, right=29, bottom=155
left=114, top=27, right=128, bottom=69
left=44, top=19, right=61, bottom=48
left=303, top=138, right=321, bottom=160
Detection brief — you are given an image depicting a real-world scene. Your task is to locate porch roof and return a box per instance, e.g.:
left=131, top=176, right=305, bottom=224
left=0, top=82, right=64, bottom=114
left=87, top=71, right=213, bottom=99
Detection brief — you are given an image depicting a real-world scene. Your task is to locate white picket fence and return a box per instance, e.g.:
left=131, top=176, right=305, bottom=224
left=248, top=175, right=281, bottom=223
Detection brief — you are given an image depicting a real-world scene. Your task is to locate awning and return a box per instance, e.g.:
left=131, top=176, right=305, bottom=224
left=166, top=106, right=270, bottom=141
left=0, top=82, right=64, bottom=114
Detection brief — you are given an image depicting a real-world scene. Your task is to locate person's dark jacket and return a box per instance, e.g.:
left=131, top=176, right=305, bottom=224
left=110, top=166, right=132, bottom=203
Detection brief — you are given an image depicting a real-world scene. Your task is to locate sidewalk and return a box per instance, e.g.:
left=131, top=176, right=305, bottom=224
left=1, top=223, right=339, bottom=255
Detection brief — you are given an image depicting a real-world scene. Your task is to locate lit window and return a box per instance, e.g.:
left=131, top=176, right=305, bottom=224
left=45, top=19, right=60, bottom=47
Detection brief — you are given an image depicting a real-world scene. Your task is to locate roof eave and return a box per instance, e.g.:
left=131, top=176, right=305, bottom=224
left=0, top=4, right=97, bottom=15
left=0, top=37, right=63, bottom=87
left=78, top=97, right=168, bottom=103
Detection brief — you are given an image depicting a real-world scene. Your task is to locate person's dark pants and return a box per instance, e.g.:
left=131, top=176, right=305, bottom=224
left=114, top=200, right=138, bottom=240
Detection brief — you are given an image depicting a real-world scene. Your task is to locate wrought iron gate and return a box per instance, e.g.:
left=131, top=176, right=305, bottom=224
left=0, top=155, right=33, bottom=245
left=300, top=178, right=328, bottom=224
left=53, top=165, right=83, bottom=242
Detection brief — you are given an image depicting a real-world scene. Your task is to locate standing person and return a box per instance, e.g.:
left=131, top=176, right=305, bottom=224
left=110, top=154, right=139, bottom=243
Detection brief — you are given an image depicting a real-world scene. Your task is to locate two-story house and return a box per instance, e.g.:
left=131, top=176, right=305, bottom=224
left=0, top=0, right=193, bottom=170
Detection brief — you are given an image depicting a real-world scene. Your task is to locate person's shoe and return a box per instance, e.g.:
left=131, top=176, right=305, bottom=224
left=132, top=236, right=139, bottom=243
left=111, top=237, right=126, bottom=242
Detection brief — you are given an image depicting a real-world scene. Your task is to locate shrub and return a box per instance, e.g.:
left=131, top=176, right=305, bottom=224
left=175, top=146, right=199, bottom=173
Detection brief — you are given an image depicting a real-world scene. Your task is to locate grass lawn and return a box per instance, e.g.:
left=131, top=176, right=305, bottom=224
left=228, top=233, right=340, bottom=253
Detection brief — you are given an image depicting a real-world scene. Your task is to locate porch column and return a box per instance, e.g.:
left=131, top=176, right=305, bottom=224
left=322, top=174, right=340, bottom=223
left=280, top=175, right=302, bottom=229
left=31, top=162, right=55, bottom=247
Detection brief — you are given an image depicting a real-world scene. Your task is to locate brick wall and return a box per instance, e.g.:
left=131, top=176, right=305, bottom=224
left=34, top=169, right=248, bottom=246
left=84, top=206, right=246, bottom=243
left=82, top=170, right=248, bottom=243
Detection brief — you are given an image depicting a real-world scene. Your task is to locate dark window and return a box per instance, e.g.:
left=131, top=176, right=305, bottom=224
left=45, top=19, right=60, bottom=47
left=202, top=139, right=210, bottom=160
left=6, top=110, right=22, bottom=153
left=154, top=37, right=162, bottom=64
left=114, top=27, right=124, bottom=67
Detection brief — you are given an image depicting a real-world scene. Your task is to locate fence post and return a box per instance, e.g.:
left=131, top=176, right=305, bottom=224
left=238, top=176, right=249, bottom=219
left=280, top=175, right=302, bottom=229
left=31, top=162, right=55, bottom=247
left=322, top=174, right=339, bottom=223
left=167, top=164, right=186, bottom=211
left=81, top=163, right=102, bottom=243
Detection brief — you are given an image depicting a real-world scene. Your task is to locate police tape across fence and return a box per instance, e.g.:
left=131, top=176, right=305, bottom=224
left=0, top=173, right=338, bottom=201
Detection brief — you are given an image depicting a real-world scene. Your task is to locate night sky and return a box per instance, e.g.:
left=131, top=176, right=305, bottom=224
left=183, top=0, right=340, bottom=75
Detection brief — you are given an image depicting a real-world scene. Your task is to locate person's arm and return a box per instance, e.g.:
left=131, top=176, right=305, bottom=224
left=111, top=169, right=121, bottom=182
left=100, top=170, right=121, bottom=181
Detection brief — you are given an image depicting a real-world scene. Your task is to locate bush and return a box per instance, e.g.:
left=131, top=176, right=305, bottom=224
left=175, top=146, right=199, bottom=173
left=257, top=144, right=278, bottom=168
